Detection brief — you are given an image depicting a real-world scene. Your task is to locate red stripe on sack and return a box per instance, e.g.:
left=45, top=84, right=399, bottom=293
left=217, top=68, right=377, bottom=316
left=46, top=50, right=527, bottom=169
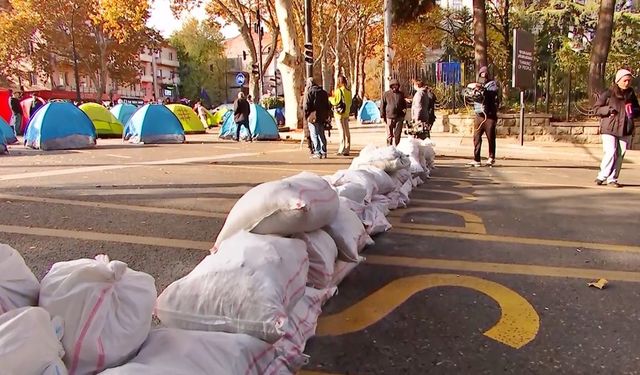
left=282, top=257, right=308, bottom=305
left=69, top=285, right=111, bottom=375
left=244, top=345, right=276, bottom=375
left=96, top=337, right=105, bottom=371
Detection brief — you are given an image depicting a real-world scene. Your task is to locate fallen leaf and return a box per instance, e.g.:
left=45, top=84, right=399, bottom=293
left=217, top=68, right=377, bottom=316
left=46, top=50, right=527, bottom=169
left=588, top=278, right=608, bottom=289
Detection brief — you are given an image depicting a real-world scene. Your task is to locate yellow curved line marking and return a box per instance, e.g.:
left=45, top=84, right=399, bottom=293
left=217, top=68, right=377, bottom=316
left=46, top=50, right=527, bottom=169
left=388, top=207, right=486, bottom=234
left=317, top=274, right=539, bottom=349
left=428, top=177, right=474, bottom=188
left=411, top=189, right=477, bottom=204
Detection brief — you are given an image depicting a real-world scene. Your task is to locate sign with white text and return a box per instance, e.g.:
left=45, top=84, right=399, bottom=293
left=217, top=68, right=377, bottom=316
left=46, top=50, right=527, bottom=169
left=512, top=29, right=535, bottom=89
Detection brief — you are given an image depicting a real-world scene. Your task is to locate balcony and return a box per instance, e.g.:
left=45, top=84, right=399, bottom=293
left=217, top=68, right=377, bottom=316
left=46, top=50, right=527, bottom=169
left=139, top=54, right=152, bottom=63
left=158, top=58, right=179, bottom=68
left=140, top=75, right=153, bottom=83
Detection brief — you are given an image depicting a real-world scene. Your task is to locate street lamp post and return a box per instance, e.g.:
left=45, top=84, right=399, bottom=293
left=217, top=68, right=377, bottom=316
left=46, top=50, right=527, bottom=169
left=70, top=4, right=81, bottom=103
left=304, top=0, right=313, bottom=78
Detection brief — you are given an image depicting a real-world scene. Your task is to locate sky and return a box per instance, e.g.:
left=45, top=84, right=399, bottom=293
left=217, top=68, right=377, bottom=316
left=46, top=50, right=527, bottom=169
left=147, top=0, right=239, bottom=39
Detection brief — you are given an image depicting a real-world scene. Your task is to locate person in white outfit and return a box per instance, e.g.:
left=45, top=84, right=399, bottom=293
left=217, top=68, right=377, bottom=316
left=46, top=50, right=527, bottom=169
left=593, top=68, right=640, bottom=188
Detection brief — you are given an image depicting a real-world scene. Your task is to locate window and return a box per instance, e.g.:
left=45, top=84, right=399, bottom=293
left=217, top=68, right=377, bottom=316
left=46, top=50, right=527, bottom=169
left=64, top=72, right=69, bottom=86
left=169, top=52, right=173, bottom=60
left=29, top=72, right=37, bottom=86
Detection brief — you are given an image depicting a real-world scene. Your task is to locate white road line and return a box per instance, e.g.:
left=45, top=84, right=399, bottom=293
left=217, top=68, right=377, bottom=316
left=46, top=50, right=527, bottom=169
left=105, top=154, right=132, bottom=159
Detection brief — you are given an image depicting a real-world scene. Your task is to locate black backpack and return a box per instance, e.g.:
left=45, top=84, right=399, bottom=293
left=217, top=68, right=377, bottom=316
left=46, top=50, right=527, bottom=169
left=333, top=88, right=346, bottom=114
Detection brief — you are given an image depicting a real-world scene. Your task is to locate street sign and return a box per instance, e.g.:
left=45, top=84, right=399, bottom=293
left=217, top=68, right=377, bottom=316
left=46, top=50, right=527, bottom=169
left=235, top=73, right=246, bottom=86
left=512, top=29, right=535, bottom=89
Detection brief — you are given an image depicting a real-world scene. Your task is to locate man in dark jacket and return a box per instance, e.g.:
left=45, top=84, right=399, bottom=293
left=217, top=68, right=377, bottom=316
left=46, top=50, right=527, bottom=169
left=8, top=89, right=23, bottom=136
left=233, top=92, right=252, bottom=142
left=469, top=66, right=499, bottom=167
left=303, top=77, right=331, bottom=159
left=381, top=79, right=407, bottom=146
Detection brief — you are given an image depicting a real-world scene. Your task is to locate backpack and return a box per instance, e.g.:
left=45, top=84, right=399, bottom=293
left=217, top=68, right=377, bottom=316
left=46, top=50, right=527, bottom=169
left=333, top=89, right=346, bottom=115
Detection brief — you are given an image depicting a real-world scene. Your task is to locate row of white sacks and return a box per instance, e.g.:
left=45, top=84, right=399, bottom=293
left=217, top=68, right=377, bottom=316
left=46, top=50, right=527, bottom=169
left=0, top=137, right=435, bottom=375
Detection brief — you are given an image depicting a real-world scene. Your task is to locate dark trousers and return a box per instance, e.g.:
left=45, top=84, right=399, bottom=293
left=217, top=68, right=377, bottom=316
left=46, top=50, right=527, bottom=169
left=473, top=116, right=497, bottom=162
left=235, top=121, right=252, bottom=141
left=386, top=118, right=402, bottom=146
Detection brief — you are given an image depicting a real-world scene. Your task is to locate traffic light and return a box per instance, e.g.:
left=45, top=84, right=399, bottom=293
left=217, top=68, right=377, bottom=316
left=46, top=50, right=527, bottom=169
left=251, top=63, right=259, bottom=76
left=304, top=43, right=313, bottom=64
left=242, top=50, right=247, bottom=61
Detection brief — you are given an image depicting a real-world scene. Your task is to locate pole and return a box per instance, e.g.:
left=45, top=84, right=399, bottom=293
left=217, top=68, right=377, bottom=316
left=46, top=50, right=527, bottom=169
left=566, top=70, right=571, bottom=121
left=256, top=6, right=264, bottom=100
left=545, top=62, right=551, bottom=113
left=304, top=0, right=313, bottom=78
left=383, top=0, right=393, bottom=91
left=274, top=55, right=279, bottom=97
left=519, top=89, right=525, bottom=146
left=71, top=7, right=81, bottom=103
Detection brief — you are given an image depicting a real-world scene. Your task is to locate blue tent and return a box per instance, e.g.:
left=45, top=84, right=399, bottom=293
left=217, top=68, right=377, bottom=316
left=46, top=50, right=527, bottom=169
left=110, top=103, right=138, bottom=126
left=267, top=107, right=285, bottom=126
left=358, top=100, right=382, bottom=124
left=219, top=104, right=279, bottom=141
left=123, top=104, right=185, bottom=144
left=24, top=102, right=96, bottom=150
left=0, top=117, right=18, bottom=145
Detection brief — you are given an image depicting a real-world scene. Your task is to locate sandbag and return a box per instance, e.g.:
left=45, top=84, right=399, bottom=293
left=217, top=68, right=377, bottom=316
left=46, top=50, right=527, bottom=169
left=339, top=196, right=366, bottom=222
left=349, top=145, right=411, bottom=173
left=156, top=231, right=309, bottom=343
left=399, top=179, right=413, bottom=206
left=214, top=172, right=339, bottom=249
left=0, top=243, right=40, bottom=314
left=397, top=138, right=425, bottom=174
left=421, top=138, right=436, bottom=172
left=266, top=287, right=337, bottom=375
left=39, top=255, right=157, bottom=375
left=363, top=196, right=392, bottom=236
left=293, top=230, right=338, bottom=289
left=391, top=169, right=412, bottom=186
left=99, top=329, right=275, bottom=375
left=385, top=190, right=402, bottom=210
left=335, top=183, right=367, bottom=205
left=324, top=202, right=372, bottom=262
left=328, top=169, right=378, bottom=203
left=357, top=165, right=397, bottom=194
left=0, top=306, right=67, bottom=375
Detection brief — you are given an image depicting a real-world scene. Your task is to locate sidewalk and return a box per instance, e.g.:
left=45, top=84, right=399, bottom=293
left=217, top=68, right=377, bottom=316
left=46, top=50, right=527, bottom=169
left=279, top=122, right=640, bottom=165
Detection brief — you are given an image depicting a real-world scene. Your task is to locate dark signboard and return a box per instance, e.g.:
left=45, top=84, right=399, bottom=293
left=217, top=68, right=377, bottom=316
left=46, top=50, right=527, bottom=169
left=512, top=29, right=535, bottom=89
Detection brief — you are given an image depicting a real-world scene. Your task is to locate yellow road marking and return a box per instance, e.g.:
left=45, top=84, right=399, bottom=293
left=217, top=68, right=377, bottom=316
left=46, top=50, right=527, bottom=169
left=390, top=227, right=640, bottom=255
left=0, top=224, right=212, bottom=251
left=427, top=177, right=475, bottom=188
left=317, top=274, right=539, bottom=349
left=410, top=190, right=477, bottom=204
left=366, top=255, right=640, bottom=282
left=387, top=207, right=486, bottom=234
left=207, top=163, right=332, bottom=175
left=0, top=193, right=228, bottom=218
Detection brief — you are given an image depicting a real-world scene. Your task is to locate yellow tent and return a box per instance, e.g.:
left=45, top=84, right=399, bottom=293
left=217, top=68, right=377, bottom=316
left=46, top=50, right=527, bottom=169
left=166, top=104, right=206, bottom=134
left=210, top=107, right=229, bottom=127
left=79, top=103, right=124, bottom=137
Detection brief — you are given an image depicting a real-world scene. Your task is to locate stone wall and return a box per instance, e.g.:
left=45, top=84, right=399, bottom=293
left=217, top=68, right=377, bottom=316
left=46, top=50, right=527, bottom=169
left=439, top=112, right=640, bottom=145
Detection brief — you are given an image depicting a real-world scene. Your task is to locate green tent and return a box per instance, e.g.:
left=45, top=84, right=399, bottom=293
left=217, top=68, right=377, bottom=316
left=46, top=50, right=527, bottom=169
left=166, top=104, right=206, bottom=134
left=79, top=103, right=124, bottom=137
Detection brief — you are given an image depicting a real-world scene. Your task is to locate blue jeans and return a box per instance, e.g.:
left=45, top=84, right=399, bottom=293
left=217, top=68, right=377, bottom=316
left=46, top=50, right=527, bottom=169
left=235, top=121, right=252, bottom=141
left=308, top=122, right=327, bottom=156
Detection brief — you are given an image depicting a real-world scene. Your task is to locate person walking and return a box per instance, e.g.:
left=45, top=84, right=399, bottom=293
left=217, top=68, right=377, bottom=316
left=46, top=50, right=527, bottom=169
left=411, top=78, right=437, bottom=139
left=194, top=101, right=211, bottom=129
left=381, top=79, right=407, bottom=146
left=330, top=76, right=352, bottom=156
left=7, top=89, right=23, bottom=137
left=469, top=66, right=499, bottom=167
left=304, top=77, right=331, bottom=159
left=593, top=69, right=640, bottom=188
left=233, top=92, right=252, bottom=142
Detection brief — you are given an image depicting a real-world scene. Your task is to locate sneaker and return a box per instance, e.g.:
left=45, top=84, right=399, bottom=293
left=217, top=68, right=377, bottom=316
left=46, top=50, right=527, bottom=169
left=608, top=181, right=622, bottom=188
left=310, top=154, right=321, bottom=159
left=595, top=178, right=605, bottom=185
left=486, top=158, right=495, bottom=166
left=321, top=154, right=328, bottom=159
left=467, top=161, right=481, bottom=167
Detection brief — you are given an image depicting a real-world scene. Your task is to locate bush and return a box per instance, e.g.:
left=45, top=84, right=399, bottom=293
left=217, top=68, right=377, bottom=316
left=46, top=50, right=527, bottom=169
left=261, top=96, right=285, bottom=109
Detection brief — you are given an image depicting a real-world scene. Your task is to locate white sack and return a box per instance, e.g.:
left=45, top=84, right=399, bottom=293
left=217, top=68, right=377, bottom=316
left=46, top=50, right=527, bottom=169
left=399, top=179, right=413, bottom=206
left=0, top=307, right=67, bottom=375
left=349, top=145, right=411, bottom=173
left=214, top=172, right=339, bottom=249
left=391, top=169, right=412, bottom=186
left=266, top=287, right=337, bottom=375
left=397, top=138, right=425, bottom=174
left=421, top=138, right=436, bottom=171
left=99, top=329, right=275, bottom=375
left=335, top=183, right=367, bottom=205
left=0, top=243, right=40, bottom=314
left=339, top=196, right=366, bottom=222
left=324, top=203, right=372, bottom=262
left=358, top=165, right=397, bottom=194
left=328, top=169, right=378, bottom=203
left=39, top=255, right=156, bottom=375
left=362, top=204, right=392, bottom=235
left=412, top=175, right=425, bottom=187
left=384, top=191, right=402, bottom=210
left=156, top=231, right=308, bottom=343
left=293, top=230, right=338, bottom=289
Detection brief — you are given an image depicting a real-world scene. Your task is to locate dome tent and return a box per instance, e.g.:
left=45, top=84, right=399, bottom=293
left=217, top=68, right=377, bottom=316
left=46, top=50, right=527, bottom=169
left=123, top=104, right=185, bottom=144
left=0, top=117, right=18, bottom=145
left=110, top=103, right=138, bottom=126
left=357, top=100, right=382, bottom=124
left=219, top=104, right=279, bottom=141
left=24, top=102, right=96, bottom=150
left=80, top=102, right=124, bottom=137
left=166, top=104, right=206, bottom=134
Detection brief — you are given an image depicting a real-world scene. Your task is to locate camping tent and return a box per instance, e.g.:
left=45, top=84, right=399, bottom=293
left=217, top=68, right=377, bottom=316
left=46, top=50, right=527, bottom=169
left=24, top=102, right=96, bottom=150
left=267, top=108, right=285, bottom=126
left=166, top=104, right=206, bottom=134
left=219, top=104, right=279, bottom=141
left=19, top=97, right=47, bottom=135
left=110, top=103, right=138, bottom=126
left=0, top=90, right=10, bottom=123
left=358, top=100, right=382, bottom=124
left=210, top=107, right=229, bottom=127
left=80, top=102, right=124, bottom=137
left=124, top=104, right=185, bottom=144
left=0, top=117, right=18, bottom=144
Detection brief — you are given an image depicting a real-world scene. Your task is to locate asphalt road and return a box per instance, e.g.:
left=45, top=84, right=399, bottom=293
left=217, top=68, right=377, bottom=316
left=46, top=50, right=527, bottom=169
left=2, top=130, right=640, bottom=374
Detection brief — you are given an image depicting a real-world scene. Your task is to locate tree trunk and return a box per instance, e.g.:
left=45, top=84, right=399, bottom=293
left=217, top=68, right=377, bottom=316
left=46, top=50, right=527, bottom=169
left=383, top=0, right=393, bottom=91
left=589, top=0, right=615, bottom=102
left=502, top=0, right=511, bottom=102
left=472, top=0, right=488, bottom=72
left=275, top=0, right=303, bottom=129
left=359, top=30, right=367, bottom=98
left=321, top=51, right=333, bottom=92
left=333, top=0, right=343, bottom=88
